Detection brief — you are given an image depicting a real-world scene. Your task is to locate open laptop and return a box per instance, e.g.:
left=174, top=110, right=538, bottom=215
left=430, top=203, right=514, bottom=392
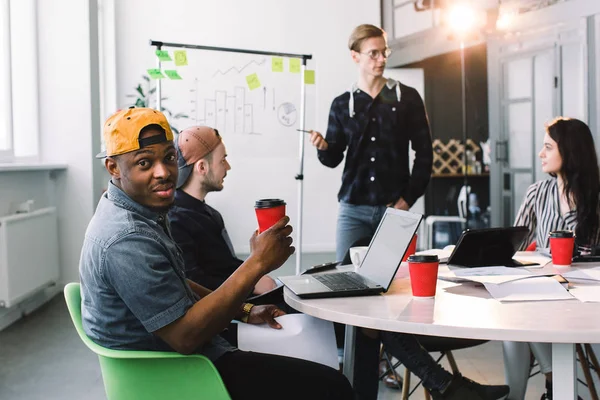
left=279, top=208, right=423, bottom=299
left=446, top=226, right=537, bottom=267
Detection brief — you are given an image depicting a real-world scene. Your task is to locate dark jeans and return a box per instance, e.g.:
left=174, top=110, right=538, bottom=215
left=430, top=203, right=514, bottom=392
left=381, top=332, right=452, bottom=392
left=214, top=350, right=354, bottom=400
left=336, top=202, right=387, bottom=261
left=352, top=329, right=453, bottom=400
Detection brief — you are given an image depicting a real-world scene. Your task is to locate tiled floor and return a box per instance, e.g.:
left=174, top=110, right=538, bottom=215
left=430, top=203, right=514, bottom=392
left=0, top=253, right=597, bottom=399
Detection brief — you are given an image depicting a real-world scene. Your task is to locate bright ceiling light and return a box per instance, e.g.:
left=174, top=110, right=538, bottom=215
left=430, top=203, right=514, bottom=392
left=496, top=9, right=516, bottom=31
left=447, top=3, right=477, bottom=35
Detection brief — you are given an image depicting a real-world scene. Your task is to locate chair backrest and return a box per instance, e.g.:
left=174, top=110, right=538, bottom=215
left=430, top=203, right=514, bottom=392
left=525, top=241, right=537, bottom=252
left=64, top=282, right=231, bottom=400
left=64, top=282, right=109, bottom=355
left=457, top=185, right=471, bottom=219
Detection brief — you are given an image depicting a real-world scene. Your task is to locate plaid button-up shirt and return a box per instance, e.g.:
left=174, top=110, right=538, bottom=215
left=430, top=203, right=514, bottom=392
left=318, top=80, right=433, bottom=207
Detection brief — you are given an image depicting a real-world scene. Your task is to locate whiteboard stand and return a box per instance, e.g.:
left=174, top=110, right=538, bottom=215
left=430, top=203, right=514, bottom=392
left=152, top=40, right=312, bottom=275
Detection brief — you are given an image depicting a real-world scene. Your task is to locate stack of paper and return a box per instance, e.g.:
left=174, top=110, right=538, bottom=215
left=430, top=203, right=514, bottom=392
left=416, top=248, right=453, bottom=264
left=562, top=266, right=600, bottom=282
left=237, top=314, right=339, bottom=369
left=561, top=267, right=600, bottom=302
left=482, top=277, right=573, bottom=302
left=513, top=251, right=552, bottom=267
left=440, top=266, right=573, bottom=302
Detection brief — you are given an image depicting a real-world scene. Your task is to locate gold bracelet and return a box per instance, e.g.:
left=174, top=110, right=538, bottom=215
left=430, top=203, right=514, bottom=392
left=240, top=302, right=254, bottom=323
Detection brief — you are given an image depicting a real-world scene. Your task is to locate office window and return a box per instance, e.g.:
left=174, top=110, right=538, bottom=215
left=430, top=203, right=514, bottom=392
left=0, top=0, right=40, bottom=162
left=0, top=0, right=12, bottom=159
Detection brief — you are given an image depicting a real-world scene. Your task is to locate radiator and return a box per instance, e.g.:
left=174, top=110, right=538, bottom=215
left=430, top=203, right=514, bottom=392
left=0, top=207, right=60, bottom=308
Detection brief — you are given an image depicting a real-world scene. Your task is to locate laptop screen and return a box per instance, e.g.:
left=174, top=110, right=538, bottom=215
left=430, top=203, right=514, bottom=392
left=359, top=209, right=423, bottom=289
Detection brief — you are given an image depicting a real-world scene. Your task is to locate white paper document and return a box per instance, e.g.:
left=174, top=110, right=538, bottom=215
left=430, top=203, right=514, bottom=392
left=483, top=276, right=573, bottom=302
left=416, top=248, right=453, bottom=263
left=452, top=266, right=533, bottom=284
left=513, top=251, right=552, bottom=267
left=237, top=314, right=339, bottom=369
left=568, top=282, right=600, bottom=302
left=562, top=267, right=600, bottom=282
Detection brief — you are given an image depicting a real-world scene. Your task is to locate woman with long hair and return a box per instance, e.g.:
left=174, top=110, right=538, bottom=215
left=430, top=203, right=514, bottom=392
left=504, top=117, right=600, bottom=400
left=516, top=117, right=600, bottom=253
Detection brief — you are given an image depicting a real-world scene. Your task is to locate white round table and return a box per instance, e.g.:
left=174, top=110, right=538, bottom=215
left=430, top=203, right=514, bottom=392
left=284, top=264, right=600, bottom=399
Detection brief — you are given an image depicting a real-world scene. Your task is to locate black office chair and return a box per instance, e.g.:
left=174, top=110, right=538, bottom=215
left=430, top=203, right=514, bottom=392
left=381, top=335, right=488, bottom=399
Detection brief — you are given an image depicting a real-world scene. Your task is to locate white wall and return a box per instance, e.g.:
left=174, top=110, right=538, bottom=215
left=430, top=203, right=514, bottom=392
left=36, top=0, right=102, bottom=284
left=113, top=0, right=381, bottom=253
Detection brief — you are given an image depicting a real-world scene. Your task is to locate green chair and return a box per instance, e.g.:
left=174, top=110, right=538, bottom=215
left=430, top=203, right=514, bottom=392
left=64, top=282, right=231, bottom=400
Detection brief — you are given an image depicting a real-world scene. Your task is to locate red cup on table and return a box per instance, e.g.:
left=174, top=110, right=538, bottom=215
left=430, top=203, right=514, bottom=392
left=549, top=230, right=575, bottom=266
left=402, top=234, right=418, bottom=262
left=254, top=199, right=286, bottom=233
left=407, top=255, right=440, bottom=298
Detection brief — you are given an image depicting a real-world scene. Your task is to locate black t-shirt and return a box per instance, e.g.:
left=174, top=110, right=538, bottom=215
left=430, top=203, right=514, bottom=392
left=169, top=190, right=243, bottom=290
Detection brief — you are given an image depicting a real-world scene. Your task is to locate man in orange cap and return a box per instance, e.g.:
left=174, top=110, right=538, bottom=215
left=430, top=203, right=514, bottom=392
left=80, top=108, right=353, bottom=400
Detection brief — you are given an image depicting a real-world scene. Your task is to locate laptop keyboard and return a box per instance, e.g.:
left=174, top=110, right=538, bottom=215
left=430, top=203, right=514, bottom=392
left=314, top=272, right=370, bottom=291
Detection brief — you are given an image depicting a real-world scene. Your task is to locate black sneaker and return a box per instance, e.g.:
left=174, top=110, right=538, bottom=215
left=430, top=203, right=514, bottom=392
left=541, top=379, right=552, bottom=400
left=541, top=380, right=582, bottom=400
left=431, top=374, right=509, bottom=400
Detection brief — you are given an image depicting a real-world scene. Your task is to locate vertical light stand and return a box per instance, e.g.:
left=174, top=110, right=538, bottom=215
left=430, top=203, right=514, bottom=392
left=156, top=45, right=162, bottom=111
left=460, top=41, right=470, bottom=229
left=295, top=59, right=307, bottom=275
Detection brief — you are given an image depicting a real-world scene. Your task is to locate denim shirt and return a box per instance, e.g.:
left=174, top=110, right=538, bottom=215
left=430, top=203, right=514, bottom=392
left=79, top=181, right=234, bottom=360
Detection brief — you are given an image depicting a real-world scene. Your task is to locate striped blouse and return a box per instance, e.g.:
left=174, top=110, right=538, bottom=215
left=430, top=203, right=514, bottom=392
left=514, top=178, right=600, bottom=250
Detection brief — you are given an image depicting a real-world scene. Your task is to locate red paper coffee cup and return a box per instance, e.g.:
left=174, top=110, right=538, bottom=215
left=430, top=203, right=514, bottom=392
left=402, top=234, right=418, bottom=262
left=549, top=230, right=575, bottom=266
left=255, top=199, right=286, bottom=233
left=408, top=255, right=439, bottom=298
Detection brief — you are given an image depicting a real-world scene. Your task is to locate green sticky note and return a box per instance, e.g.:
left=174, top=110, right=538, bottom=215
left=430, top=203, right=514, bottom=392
left=147, top=69, right=165, bottom=79
left=304, top=70, right=315, bottom=85
left=174, top=50, right=188, bottom=66
left=289, top=58, right=301, bottom=73
left=272, top=57, right=284, bottom=72
left=164, top=70, right=182, bottom=80
left=246, top=73, right=261, bottom=90
left=155, top=50, right=172, bottom=61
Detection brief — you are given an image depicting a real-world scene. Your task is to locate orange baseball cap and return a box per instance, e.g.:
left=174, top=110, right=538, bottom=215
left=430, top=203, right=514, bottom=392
left=176, top=126, right=222, bottom=188
left=96, top=107, right=174, bottom=158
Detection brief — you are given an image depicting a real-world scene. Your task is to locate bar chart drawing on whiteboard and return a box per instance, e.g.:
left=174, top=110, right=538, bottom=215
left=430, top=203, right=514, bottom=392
left=165, top=53, right=314, bottom=137
left=190, top=83, right=257, bottom=134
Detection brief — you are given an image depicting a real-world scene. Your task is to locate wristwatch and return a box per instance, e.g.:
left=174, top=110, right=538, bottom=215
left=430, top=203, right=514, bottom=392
left=240, top=302, right=254, bottom=323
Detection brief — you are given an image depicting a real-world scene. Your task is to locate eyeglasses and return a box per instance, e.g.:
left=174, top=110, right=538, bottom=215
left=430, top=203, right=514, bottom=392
left=359, top=48, right=392, bottom=60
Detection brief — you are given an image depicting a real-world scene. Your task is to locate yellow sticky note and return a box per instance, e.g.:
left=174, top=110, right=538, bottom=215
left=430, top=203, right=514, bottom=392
left=155, top=50, right=172, bottom=62
left=289, top=58, right=301, bottom=73
left=246, top=73, right=261, bottom=90
left=272, top=57, right=284, bottom=72
left=147, top=69, right=164, bottom=79
left=164, top=70, right=182, bottom=80
left=304, top=70, right=315, bottom=85
left=174, top=50, right=188, bottom=66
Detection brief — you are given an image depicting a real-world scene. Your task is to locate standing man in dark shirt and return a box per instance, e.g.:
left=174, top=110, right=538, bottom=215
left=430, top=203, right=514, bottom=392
left=308, top=25, right=509, bottom=400
left=309, top=23, right=433, bottom=261
left=169, top=126, right=277, bottom=295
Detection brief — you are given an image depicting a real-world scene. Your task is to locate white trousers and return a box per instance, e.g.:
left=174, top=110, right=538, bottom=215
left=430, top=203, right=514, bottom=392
left=502, top=341, right=552, bottom=400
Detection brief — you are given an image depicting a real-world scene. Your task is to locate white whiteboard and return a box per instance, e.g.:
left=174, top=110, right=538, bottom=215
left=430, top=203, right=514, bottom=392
left=156, top=46, right=317, bottom=253
left=158, top=48, right=316, bottom=160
